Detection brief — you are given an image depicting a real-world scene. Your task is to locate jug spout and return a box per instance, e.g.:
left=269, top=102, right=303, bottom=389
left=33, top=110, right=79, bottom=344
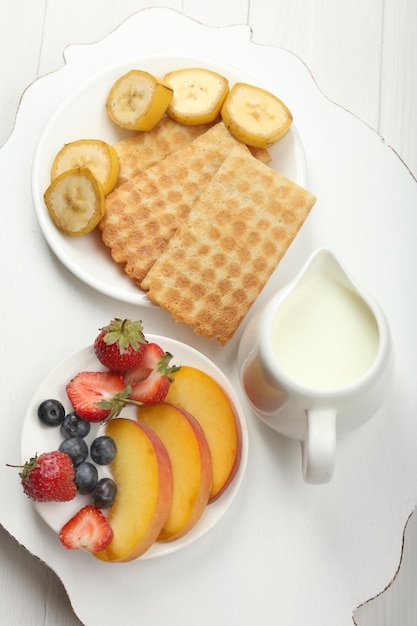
left=290, top=248, right=362, bottom=294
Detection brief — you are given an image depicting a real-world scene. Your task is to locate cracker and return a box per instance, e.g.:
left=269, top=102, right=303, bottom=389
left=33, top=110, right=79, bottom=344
left=113, top=117, right=271, bottom=187
left=100, top=122, right=244, bottom=284
left=141, top=145, right=316, bottom=344
left=114, top=117, right=214, bottom=187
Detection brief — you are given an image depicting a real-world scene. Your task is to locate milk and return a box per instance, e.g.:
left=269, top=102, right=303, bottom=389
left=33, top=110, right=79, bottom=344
left=271, top=270, right=379, bottom=390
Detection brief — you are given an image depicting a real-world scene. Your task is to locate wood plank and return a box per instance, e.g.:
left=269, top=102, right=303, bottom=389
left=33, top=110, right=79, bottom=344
left=379, top=0, right=417, bottom=178
left=0, top=526, right=82, bottom=625
left=37, top=0, right=183, bottom=76
left=0, top=2, right=47, bottom=146
left=354, top=509, right=417, bottom=626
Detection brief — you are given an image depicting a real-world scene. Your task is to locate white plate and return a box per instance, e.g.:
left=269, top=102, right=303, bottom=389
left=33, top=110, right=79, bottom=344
left=20, top=334, right=248, bottom=560
left=31, top=54, right=308, bottom=306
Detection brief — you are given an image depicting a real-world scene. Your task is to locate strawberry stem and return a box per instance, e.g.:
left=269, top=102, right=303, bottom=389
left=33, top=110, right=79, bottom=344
left=100, top=318, right=147, bottom=354
left=97, top=384, right=146, bottom=422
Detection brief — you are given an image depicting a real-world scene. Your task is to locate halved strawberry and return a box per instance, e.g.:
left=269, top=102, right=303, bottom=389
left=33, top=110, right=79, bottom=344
left=123, top=343, right=180, bottom=405
left=59, top=505, right=113, bottom=552
left=94, top=318, right=148, bottom=373
left=13, top=451, right=76, bottom=502
left=66, top=371, right=129, bottom=422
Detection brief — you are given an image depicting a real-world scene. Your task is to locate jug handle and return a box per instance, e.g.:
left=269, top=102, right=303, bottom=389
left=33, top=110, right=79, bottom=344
left=301, top=410, right=336, bottom=484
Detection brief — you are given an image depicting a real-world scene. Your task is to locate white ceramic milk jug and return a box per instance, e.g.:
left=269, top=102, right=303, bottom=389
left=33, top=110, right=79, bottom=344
left=237, top=248, right=393, bottom=484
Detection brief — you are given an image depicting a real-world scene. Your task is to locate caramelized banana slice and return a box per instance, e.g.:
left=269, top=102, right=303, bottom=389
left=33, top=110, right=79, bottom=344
left=106, top=70, right=173, bottom=131
left=221, top=82, right=293, bottom=149
left=44, top=167, right=105, bottom=236
left=164, top=67, right=229, bottom=125
left=50, top=139, right=119, bottom=195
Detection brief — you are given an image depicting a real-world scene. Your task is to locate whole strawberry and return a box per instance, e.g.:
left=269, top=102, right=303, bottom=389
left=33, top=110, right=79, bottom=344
left=94, top=318, right=147, bottom=373
left=17, top=451, right=76, bottom=502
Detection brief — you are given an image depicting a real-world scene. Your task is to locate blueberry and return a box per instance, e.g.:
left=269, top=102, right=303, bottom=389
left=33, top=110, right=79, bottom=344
left=90, top=436, right=117, bottom=465
left=61, top=411, right=91, bottom=439
left=92, top=477, right=117, bottom=508
left=59, top=437, right=89, bottom=466
left=74, top=461, right=98, bottom=494
left=37, top=399, right=65, bottom=427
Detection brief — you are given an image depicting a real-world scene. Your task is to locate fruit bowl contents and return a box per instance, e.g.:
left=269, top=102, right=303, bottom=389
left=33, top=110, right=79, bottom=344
left=18, top=320, right=248, bottom=561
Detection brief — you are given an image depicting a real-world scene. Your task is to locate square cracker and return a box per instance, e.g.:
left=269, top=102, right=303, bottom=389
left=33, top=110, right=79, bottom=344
left=113, top=117, right=214, bottom=187
left=114, top=117, right=271, bottom=188
left=100, top=122, right=245, bottom=284
left=141, top=144, right=316, bottom=344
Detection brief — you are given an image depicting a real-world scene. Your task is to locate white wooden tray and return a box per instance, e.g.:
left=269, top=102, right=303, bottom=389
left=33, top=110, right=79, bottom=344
left=0, top=8, right=416, bottom=626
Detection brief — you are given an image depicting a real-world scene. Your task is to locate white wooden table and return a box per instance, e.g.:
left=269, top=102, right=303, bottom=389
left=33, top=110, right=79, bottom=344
left=0, top=2, right=416, bottom=625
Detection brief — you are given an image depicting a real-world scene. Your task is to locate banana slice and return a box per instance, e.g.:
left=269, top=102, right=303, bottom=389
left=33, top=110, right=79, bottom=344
left=106, top=70, right=173, bottom=131
left=50, top=139, right=119, bottom=195
left=44, top=167, right=105, bottom=236
left=221, top=82, right=293, bottom=149
left=163, top=67, right=229, bottom=125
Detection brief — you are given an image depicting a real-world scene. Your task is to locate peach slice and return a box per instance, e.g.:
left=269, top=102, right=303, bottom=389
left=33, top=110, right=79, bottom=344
left=94, top=418, right=172, bottom=562
left=165, top=366, right=242, bottom=502
left=138, top=402, right=212, bottom=542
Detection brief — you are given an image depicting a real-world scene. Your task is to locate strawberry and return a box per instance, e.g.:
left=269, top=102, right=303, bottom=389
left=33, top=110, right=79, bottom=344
left=66, top=371, right=130, bottom=422
left=123, top=343, right=180, bottom=405
left=59, top=505, right=113, bottom=553
left=14, top=451, right=76, bottom=502
left=94, top=318, right=148, bottom=373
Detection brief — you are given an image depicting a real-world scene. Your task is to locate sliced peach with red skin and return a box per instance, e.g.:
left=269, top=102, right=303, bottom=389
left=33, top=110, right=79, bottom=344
left=138, top=402, right=212, bottom=542
left=165, top=366, right=242, bottom=502
left=94, top=418, right=172, bottom=562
